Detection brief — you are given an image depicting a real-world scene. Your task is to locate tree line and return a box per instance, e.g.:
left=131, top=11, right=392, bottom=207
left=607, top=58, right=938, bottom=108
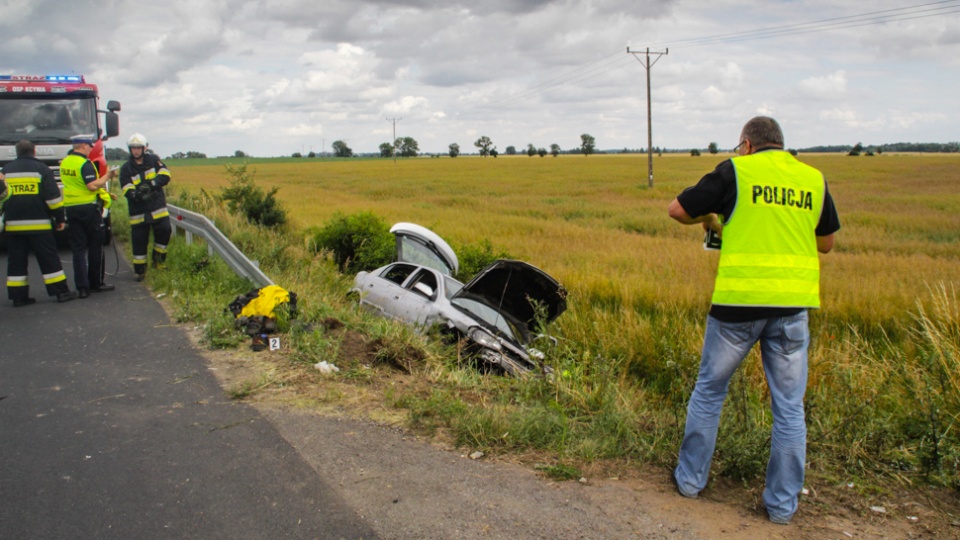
left=141, top=138, right=958, bottom=161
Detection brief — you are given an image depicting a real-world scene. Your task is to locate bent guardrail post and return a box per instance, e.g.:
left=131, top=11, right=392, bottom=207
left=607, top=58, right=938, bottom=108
left=167, top=204, right=274, bottom=288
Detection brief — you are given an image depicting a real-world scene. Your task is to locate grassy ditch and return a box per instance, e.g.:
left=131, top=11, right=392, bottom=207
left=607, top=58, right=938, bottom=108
left=135, top=156, right=959, bottom=518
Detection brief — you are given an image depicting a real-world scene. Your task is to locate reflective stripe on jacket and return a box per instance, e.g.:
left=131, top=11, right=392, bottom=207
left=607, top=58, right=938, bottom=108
left=712, top=150, right=825, bottom=309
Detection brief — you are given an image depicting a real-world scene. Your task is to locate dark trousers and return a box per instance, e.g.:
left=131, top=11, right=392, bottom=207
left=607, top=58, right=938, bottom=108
left=66, top=204, right=105, bottom=291
left=5, top=232, right=70, bottom=301
left=131, top=217, right=172, bottom=275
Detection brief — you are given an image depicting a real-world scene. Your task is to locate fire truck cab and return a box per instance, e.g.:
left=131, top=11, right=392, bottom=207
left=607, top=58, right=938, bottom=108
left=0, top=74, right=120, bottom=181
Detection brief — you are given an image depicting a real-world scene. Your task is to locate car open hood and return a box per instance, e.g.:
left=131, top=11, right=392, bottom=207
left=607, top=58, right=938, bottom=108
left=390, top=222, right=459, bottom=276
left=454, top=259, right=567, bottom=333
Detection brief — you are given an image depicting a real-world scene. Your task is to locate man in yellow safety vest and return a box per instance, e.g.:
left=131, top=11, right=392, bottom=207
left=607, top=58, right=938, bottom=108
left=667, top=116, right=840, bottom=525
left=60, top=133, right=117, bottom=298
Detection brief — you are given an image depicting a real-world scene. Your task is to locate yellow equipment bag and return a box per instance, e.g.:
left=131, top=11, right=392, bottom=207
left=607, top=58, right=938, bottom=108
left=236, top=285, right=293, bottom=319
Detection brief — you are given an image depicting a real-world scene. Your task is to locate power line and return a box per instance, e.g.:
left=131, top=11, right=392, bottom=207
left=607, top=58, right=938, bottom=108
left=643, top=0, right=960, bottom=49
left=474, top=2, right=958, bottom=110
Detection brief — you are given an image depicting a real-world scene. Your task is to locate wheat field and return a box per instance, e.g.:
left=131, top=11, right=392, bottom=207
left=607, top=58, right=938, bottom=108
left=172, top=153, right=960, bottom=334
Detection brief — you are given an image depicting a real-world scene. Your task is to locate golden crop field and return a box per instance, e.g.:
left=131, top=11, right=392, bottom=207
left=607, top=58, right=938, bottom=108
left=172, top=152, right=960, bottom=339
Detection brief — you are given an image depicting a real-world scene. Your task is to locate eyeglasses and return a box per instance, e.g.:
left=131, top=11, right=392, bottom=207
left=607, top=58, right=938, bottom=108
left=733, top=140, right=750, bottom=154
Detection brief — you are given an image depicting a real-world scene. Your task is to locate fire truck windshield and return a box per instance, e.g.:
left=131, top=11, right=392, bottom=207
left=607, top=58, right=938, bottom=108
left=0, top=97, right=97, bottom=145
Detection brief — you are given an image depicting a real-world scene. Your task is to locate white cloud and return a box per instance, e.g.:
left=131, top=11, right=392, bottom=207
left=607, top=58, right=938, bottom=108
left=0, top=0, right=956, bottom=156
left=798, top=71, right=848, bottom=100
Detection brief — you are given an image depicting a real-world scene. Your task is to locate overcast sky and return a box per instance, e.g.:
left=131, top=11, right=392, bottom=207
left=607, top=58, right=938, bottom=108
left=2, top=0, right=957, bottom=157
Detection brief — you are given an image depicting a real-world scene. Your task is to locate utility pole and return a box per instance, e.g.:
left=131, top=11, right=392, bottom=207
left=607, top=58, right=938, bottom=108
left=627, top=47, right=668, bottom=188
left=386, top=117, right=401, bottom=164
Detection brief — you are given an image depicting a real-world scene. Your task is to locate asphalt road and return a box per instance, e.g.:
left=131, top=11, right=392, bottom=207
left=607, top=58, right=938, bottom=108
left=0, top=245, right=378, bottom=539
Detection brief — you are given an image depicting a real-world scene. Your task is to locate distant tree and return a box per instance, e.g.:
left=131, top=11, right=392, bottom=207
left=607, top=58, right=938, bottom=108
left=234, top=150, right=247, bottom=158
left=526, top=143, right=536, bottom=157
left=848, top=142, right=863, bottom=157
left=690, top=149, right=701, bottom=156
left=580, top=134, right=596, bottom=156
left=308, top=151, right=316, bottom=158
left=505, top=145, right=517, bottom=155
left=448, top=143, right=460, bottom=158
left=537, top=147, right=547, bottom=157
left=550, top=143, right=561, bottom=157
left=788, top=149, right=798, bottom=156
left=490, top=148, right=498, bottom=158
left=187, top=151, right=207, bottom=159
left=332, top=140, right=353, bottom=158
left=379, top=142, right=394, bottom=158
left=292, top=152, right=302, bottom=158
left=396, top=137, right=419, bottom=157
left=708, top=142, right=718, bottom=155
left=474, top=136, right=494, bottom=157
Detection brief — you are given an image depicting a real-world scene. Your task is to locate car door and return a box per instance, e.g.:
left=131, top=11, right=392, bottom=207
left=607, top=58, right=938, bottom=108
left=395, top=268, right=443, bottom=326
left=359, top=263, right=416, bottom=316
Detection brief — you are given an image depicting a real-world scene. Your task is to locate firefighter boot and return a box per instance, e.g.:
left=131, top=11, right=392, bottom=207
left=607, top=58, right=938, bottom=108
left=152, top=250, right=167, bottom=270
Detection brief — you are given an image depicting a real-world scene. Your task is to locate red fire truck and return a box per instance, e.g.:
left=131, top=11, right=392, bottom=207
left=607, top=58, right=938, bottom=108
left=0, top=74, right=120, bottom=180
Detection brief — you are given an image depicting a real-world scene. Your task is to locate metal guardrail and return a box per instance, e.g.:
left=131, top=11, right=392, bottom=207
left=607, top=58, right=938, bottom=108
left=167, top=204, right=274, bottom=288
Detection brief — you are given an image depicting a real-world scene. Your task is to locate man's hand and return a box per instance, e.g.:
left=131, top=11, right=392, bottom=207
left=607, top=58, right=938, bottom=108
left=701, top=214, right=723, bottom=238
left=56, top=222, right=66, bottom=231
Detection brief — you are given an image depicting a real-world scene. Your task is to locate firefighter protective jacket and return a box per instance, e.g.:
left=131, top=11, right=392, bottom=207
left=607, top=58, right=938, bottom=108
left=1, top=156, right=65, bottom=233
left=119, top=152, right=171, bottom=225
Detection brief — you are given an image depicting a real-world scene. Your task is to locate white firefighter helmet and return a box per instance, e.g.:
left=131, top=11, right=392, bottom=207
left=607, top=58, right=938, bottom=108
left=127, top=133, right=148, bottom=149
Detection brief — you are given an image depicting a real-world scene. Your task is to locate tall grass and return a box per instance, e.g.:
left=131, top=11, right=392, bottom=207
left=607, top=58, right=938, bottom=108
left=160, top=153, right=960, bottom=491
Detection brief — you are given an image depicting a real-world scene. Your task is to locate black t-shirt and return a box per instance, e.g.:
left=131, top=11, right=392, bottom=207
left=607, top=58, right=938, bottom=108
left=676, top=149, right=841, bottom=322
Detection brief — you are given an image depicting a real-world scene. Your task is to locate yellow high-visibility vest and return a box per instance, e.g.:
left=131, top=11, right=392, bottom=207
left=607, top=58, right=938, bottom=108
left=60, top=154, right=97, bottom=206
left=712, top=150, right=826, bottom=308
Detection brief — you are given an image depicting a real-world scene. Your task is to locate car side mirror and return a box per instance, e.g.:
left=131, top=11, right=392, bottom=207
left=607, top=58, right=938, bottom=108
left=413, top=282, right=434, bottom=297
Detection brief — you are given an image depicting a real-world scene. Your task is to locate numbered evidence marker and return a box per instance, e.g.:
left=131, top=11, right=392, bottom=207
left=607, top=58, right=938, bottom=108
left=269, top=337, right=281, bottom=351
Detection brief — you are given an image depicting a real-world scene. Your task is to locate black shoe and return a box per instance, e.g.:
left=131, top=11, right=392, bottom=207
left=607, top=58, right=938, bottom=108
left=91, top=284, right=115, bottom=293
left=57, top=291, right=78, bottom=303
left=78, top=289, right=90, bottom=299
left=135, top=274, right=145, bottom=282
left=12, top=298, right=37, bottom=308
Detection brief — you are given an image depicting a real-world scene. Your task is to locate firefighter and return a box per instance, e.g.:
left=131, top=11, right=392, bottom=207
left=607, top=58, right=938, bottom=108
left=119, top=133, right=171, bottom=282
left=2, top=140, right=78, bottom=306
left=61, top=133, right=117, bottom=298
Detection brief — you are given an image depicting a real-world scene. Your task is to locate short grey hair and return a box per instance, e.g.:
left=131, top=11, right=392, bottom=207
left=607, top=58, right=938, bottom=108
left=741, top=116, right=784, bottom=148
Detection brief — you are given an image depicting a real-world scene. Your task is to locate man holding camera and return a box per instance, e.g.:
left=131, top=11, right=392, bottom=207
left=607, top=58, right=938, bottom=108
left=667, top=116, right=840, bottom=524
left=119, top=133, right=171, bottom=282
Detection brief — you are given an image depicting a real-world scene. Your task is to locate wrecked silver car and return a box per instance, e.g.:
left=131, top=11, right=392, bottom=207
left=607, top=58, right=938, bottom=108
left=351, top=223, right=567, bottom=376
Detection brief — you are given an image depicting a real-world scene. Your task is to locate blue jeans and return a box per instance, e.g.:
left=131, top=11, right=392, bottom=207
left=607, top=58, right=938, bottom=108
left=674, top=312, right=809, bottom=523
